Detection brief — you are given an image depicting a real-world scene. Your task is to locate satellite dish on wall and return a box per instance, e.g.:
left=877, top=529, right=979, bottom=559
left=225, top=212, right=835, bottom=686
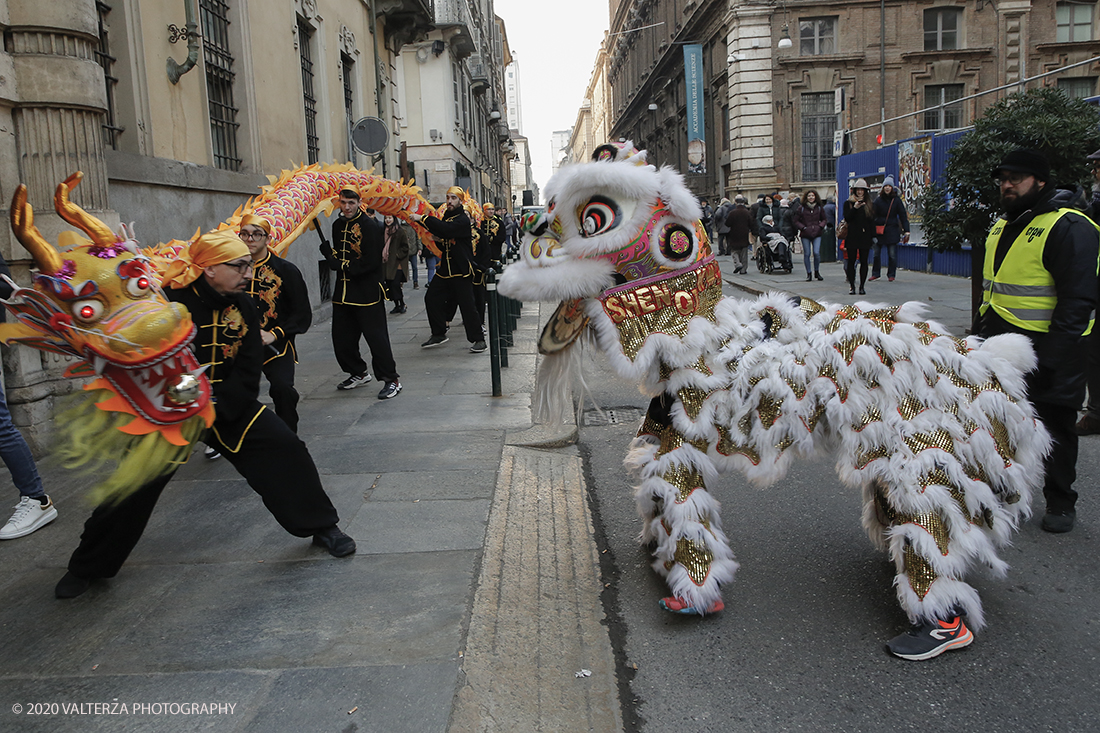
left=351, top=117, right=389, bottom=155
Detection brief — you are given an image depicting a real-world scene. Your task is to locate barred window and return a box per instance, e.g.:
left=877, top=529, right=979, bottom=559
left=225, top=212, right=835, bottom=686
left=1059, top=76, right=1096, bottom=98
left=200, top=0, right=241, bottom=171
left=922, top=84, right=964, bottom=131
left=924, top=8, right=961, bottom=51
left=342, top=54, right=356, bottom=166
left=95, top=1, right=123, bottom=149
left=299, top=19, right=319, bottom=164
left=800, top=92, right=836, bottom=181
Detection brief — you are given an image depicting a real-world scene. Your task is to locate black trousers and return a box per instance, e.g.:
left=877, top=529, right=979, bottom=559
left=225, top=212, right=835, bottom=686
left=331, top=302, right=399, bottom=381
left=66, top=408, right=340, bottom=580
left=384, top=278, right=404, bottom=308
left=1034, top=400, right=1079, bottom=514
left=844, top=243, right=871, bottom=287
left=263, top=351, right=299, bottom=433
left=425, top=275, right=483, bottom=343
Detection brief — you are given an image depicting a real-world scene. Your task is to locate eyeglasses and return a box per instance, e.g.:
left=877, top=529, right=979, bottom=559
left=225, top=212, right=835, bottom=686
left=220, top=260, right=254, bottom=274
left=239, top=230, right=267, bottom=241
left=994, top=172, right=1031, bottom=187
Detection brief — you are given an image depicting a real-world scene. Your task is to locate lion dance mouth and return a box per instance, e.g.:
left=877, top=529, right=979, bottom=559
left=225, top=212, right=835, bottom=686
left=1, top=173, right=214, bottom=504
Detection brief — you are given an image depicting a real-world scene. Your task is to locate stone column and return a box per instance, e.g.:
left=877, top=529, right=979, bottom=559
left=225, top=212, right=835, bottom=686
left=726, top=5, right=780, bottom=197
left=0, top=0, right=116, bottom=453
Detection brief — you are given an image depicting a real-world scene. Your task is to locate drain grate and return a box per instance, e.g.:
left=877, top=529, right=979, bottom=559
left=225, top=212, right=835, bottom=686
left=582, top=406, right=644, bottom=426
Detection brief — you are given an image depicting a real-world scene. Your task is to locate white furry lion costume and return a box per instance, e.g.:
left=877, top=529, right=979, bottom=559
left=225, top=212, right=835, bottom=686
left=499, top=141, right=1050, bottom=635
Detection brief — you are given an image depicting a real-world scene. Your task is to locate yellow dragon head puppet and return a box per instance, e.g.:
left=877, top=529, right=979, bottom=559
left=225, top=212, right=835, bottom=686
left=2, top=173, right=214, bottom=503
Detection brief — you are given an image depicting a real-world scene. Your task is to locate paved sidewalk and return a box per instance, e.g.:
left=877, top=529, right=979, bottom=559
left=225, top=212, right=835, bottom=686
left=725, top=254, right=976, bottom=334
left=0, top=280, right=619, bottom=733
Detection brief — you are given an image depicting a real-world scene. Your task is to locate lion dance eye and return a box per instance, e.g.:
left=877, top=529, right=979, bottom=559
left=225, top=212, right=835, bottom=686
left=578, top=196, right=620, bottom=238
left=126, top=275, right=152, bottom=297
left=72, top=299, right=105, bottom=323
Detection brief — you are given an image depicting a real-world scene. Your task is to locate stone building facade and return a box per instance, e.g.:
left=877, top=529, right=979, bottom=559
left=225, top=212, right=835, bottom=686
left=603, top=0, right=1100, bottom=203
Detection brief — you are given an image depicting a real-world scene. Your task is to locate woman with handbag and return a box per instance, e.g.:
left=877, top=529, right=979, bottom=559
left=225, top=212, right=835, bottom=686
left=794, top=189, right=827, bottom=282
left=843, top=179, right=875, bottom=295
left=870, top=175, right=910, bottom=282
left=383, top=214, right=412, bottom=314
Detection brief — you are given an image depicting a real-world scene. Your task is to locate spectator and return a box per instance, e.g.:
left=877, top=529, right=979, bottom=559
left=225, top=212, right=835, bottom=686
left=843, top=179, right=875, bottom=295
left=869, top=175, right=911, bottom=282
left=0, top=251, right=54, bottom=541
left=713, top=198, right=733, bottom=256
left=974, top=148, right=1099, bottom=535
left=1077, top=148, right=1100, bottom=436
left=778, top=197, right=798, bottom=244
left=795, top=190, right=827, bottom=282
left=383, top=214, right=413, bottom=315
left=725, top=195, right=753, bottom=274
left=756, top=193, right=781, bottom=232
left=699, top=198, right=714, bottom=247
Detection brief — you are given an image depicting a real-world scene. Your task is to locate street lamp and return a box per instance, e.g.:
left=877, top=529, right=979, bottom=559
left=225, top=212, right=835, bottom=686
left=777, top=26, right=793, bottom=49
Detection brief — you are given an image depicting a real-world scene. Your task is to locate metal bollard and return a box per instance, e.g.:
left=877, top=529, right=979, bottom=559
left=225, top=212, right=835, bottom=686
left=486, top=272, right=503, bottom=396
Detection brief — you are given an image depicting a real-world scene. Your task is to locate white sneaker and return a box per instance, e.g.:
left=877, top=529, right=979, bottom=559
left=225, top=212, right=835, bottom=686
left=0, top=496, right=58, bottom=540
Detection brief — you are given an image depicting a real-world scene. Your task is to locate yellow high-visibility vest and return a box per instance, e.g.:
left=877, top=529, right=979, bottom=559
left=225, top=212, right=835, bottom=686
left=981, top=208, right=1097, bottom=335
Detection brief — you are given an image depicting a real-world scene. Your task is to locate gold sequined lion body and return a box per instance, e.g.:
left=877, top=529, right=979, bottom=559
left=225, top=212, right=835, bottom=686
left=498, top=142, right=1050, bottom=632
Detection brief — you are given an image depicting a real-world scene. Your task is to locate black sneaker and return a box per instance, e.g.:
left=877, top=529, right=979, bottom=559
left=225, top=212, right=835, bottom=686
left=312, top=526, right=356, bottom=557
left=469, top=340, right=487, bottom=353
left=377, top=380, right=402, bottom=400
left=886, top=614, right=973, bottom=660
left=55, top=571, right=92, bottom=599
left=337, top=373, right=372, bottom=390
left=421, top=335, right=449, bottom=348
left=204, top=445, right=221, bottom=460
left=1041, top=510, right=1075, bottom=533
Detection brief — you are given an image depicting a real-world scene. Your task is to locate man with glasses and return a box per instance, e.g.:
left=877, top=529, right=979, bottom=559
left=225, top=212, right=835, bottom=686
left=240, top=214, right=312, bottom=432
left=55, top=230, right=355, bottom=599
left=320, top=186, right=401, bottom=399
left=975, top=148, right=1099, bottom=536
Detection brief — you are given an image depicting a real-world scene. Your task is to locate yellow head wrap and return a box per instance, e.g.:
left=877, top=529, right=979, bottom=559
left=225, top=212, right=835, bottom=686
left=239, top=213, right=272, bottom=234
left=482, top=202, right=496, bottom=211
left=446, top=186, right=465, bottom=197
left=161, top=229, right=251, bottom=289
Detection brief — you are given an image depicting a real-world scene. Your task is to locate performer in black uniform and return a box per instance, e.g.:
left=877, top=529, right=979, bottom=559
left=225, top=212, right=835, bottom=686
left=473, top=202, right=506, bottom=329
left=320, top=186, right=401, bottom=399
left=55, top=230, right=355, bottom=599
left=240, top=214, right=312, bottom=432
left=410, top=187, right=486, bottom=352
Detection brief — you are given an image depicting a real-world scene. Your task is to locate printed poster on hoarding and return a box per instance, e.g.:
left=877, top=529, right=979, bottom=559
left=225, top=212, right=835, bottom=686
left=898, top=137, right=932, bottom=226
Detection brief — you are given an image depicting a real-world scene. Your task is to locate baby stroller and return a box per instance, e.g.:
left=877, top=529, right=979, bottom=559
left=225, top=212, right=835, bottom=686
left=755, top=232, right=793, bottom=273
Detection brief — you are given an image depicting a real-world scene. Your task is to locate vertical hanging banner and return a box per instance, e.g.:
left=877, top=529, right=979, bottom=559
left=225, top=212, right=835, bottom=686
left=683, top=44, right=706, bottom=174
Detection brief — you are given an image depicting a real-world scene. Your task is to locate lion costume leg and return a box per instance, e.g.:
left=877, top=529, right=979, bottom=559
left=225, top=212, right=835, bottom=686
left=628, top=396, right=738, bottom=614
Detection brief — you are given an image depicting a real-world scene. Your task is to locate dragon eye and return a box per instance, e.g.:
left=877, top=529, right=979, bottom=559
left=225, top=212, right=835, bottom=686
left=126, top=275, right=152, bottom=297
left=72, top=299, right=105, bottom=323
left=578, top=196, right=620, bottom=238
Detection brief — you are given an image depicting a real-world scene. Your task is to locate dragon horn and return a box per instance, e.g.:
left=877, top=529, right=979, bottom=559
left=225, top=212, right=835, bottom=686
left=9, top=183, right=64, bottom=274
left=54, top=171, right=116, bottom=247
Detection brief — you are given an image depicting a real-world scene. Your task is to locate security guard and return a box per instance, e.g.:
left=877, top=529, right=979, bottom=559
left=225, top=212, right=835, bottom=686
left=975, top=148, right=1100, bottom=534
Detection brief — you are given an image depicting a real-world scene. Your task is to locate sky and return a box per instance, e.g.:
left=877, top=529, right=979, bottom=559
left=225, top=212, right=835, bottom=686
left=494, top=0, right=610, bottom=195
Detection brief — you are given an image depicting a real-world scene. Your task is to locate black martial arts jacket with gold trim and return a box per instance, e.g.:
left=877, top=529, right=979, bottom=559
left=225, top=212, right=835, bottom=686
left=323, top=210, right=386, bottom=306
left=422, top=207, right=474, bottom=278
left=245, top=251, right=312, bottom=363
left=167, top=278, right=266, bottom=452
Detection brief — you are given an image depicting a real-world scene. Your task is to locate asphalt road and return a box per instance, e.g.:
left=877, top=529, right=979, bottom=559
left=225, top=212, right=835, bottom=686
left=577, top=282, right=1100, bottom=733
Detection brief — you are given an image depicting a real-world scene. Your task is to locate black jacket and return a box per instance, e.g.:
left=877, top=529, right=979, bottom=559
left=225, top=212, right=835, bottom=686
left=974, top=184, right=1100, bottom=406
left=167, top=278, right=265, bottom=450
left=245, top=251, right=312, bottom=363
left=872, top=189, right=910, bottom=245
left=323, top=210, right=386, bottom=306
left=422, top=207, right=474, bottom=278
left=842, top=198, right=875, bottom=250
